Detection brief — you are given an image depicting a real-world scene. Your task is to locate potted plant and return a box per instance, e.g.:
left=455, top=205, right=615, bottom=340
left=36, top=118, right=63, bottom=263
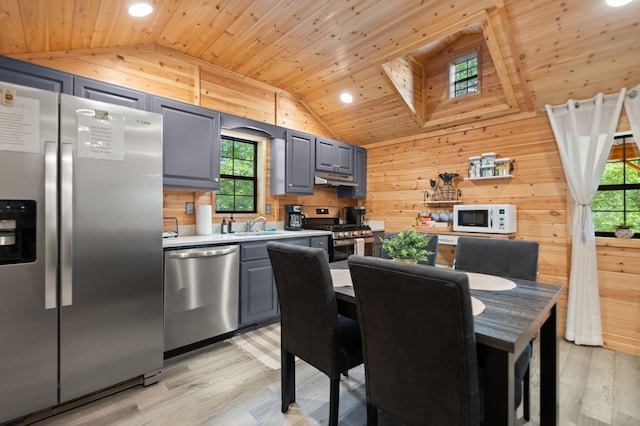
left=380, top=229, right=433, bottom=263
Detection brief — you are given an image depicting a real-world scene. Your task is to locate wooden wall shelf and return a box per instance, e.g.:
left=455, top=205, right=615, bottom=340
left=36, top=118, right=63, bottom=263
left=464, top=175, right=513, bottom=181
left=423, top=200, right=462, bottom=205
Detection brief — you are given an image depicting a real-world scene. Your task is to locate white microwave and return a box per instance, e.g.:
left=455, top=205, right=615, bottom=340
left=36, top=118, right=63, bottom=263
left=453, top=204, right=517, bottom=234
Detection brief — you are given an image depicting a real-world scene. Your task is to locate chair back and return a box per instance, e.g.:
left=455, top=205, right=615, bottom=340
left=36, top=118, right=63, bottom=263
left=455, top=237, right=539, bottom=281
left=380, top=232, right=439, bottom=266
left=348, top=256, right=480, bottom=425
left=266, top=241, right=341, bottom=376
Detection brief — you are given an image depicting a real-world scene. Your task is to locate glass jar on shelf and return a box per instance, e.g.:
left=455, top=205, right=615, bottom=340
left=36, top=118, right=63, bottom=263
left=494, top=158, right=511, bottom=176
left=468, top=156, right=481, bottom=178
left=481, top=152, right=496, bottom=167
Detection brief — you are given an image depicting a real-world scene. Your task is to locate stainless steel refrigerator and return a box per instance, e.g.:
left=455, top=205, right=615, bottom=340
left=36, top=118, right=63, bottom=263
left=0, top=81, right=164, bottom=423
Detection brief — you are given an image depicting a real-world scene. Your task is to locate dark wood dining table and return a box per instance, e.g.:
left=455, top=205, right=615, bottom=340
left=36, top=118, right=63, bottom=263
left=329, top=261, right=565, bottom=426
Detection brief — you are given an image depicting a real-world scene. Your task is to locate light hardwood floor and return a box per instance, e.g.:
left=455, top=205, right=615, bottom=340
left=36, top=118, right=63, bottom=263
left=22, top=336, right=640, bottom=426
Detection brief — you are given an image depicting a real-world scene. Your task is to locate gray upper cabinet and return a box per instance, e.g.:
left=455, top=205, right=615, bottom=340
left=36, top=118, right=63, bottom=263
left=270, top=130, right=315, bottom=195
left=0, top=56, right=73, bottom=94
left=73, top=77, right=149, bottom=110
left=338, top=146, right=367, bottom=198
left=152, top=96, right=221, bottom=190
left=315, top=137, right=354, bottom=175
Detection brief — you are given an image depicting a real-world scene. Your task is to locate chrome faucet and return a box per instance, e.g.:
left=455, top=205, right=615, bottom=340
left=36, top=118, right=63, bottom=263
left=247, top=215, right=268, bottom=231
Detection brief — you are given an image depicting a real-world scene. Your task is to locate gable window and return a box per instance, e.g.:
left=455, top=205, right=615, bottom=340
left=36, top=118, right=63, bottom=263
left=450, top=51, right=479, bottom=98
left=216, top=136, right=257, bottom=213
left=591, top=133, right=639, bottom=237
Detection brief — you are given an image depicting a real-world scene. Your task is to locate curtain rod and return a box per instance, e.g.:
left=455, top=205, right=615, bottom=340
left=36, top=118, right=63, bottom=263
left=538, top=89, right=637, bottom=114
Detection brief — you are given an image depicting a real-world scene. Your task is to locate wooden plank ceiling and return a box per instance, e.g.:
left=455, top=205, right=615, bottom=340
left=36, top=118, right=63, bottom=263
left=1, top=0, right=638, bottom=145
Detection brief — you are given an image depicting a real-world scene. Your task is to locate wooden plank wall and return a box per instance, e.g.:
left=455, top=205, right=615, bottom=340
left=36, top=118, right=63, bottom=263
left=365, top=112, right=570, bottom=330
left=425, top=33, right=506, bottom=124
left=12, top=47, right=639, bottom=355
left=597, top=238, right=640, bottom=355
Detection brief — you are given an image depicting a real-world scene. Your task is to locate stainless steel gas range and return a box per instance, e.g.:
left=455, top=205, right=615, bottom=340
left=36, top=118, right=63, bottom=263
left=302, top=207, right=374, bottom=262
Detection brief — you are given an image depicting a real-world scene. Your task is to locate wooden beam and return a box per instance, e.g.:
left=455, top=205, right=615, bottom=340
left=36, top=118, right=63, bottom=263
left=481, top=11, right=519, bottom=110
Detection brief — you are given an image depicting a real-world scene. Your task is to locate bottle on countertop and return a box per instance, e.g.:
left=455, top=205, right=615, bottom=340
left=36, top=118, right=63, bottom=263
left=221, top=216, right=228, bottom=234
left=228, top=214, right=235, bottom=233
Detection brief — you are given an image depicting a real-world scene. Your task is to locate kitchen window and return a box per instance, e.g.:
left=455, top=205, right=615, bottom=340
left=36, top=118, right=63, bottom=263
left=216, top=136, right=257, bottom=213
left=591, top=133, right=640, bottom=238
left=450, top=51, right=479, bottom=98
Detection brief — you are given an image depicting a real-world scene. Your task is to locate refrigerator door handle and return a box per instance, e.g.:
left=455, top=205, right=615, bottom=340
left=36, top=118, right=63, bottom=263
left=44, top=141, right=58, bottom=309
left=60, top=142, right=73, bottom=306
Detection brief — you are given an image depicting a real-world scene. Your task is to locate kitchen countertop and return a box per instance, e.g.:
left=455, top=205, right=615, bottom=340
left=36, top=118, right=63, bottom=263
left=163, top=229, right=332, bottom=249
left=365, top=220, right=385, bottom=232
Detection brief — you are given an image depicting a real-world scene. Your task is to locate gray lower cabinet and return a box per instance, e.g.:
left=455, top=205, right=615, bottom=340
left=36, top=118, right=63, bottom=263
left=152, top=96, right=221, bottom=190
left=369, top=231, right=384, bottom=257
left=0, top=56, right=73, bottom=94
left=310, top=235, right=329, bottom=254
left=239, top=237, right=320, bottom=327
left=270, top=130, right=315, bottom=195
left=338, top=146, right=367, bottom=198
left=73, top=77, right=149, bottom=110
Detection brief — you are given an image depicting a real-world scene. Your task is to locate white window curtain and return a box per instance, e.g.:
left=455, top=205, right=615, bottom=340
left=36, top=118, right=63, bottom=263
left=624, top=84, right=640, bottom=149
left=545, top=89, right=626, bottom=346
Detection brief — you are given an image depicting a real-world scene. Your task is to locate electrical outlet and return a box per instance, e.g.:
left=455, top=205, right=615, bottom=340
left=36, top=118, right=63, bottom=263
left=265, top=203, right=272, bottom=214
left=185, top=202, right=194, bottom=215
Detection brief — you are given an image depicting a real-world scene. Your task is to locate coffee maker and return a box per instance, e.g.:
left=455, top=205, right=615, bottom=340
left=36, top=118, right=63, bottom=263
left=285, top=204, right=305, bottom=230
left=344, top=206, right=366, bottom=225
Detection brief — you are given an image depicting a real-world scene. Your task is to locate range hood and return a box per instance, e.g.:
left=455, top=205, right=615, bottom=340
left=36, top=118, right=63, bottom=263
left=314, top=171, right=357, bottom=187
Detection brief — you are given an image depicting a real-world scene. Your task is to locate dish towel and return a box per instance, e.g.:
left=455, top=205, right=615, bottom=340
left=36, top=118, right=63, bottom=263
left=354, top=238, right=365, bottom=255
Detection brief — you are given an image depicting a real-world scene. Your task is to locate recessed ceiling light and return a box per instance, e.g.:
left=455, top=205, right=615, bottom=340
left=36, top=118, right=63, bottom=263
left=605, top=0, right=634, bottom=7
left=340, top=92, right=353, bottom=104
left=129, top=2, right=153, bottom=17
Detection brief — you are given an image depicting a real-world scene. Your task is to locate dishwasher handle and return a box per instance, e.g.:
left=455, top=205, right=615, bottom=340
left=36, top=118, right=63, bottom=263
left=169, top=246, right=237, bottom=259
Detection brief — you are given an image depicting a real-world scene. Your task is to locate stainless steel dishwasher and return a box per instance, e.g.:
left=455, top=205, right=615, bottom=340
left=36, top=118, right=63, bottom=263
left=164, top=245, right=239, bottom=351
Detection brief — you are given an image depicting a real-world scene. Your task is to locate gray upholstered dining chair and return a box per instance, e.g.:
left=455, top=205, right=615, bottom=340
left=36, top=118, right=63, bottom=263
left=455, top=236, right=539, bottom=421
left=348, top=255, right=481, bottom=426
left=455, top=236, right=539, bottom=282
left=266, top=241, right=363, bottom=426
left=380, top=232, right=439, bottom=266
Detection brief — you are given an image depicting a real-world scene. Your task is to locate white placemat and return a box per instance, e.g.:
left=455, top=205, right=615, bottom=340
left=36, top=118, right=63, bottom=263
left=466, top=272, right=516, bottom=291
left=331, top=270, right=486, bottom=316
left=471, top=296, right=485, bottom=316
left=331, top=269, right=353, bottom=287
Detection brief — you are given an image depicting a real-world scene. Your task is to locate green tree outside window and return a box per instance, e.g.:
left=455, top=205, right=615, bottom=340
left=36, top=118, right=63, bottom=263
left=216, top=137, right=257, bottom=213
left=591, top=134, right=639, bottom=237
